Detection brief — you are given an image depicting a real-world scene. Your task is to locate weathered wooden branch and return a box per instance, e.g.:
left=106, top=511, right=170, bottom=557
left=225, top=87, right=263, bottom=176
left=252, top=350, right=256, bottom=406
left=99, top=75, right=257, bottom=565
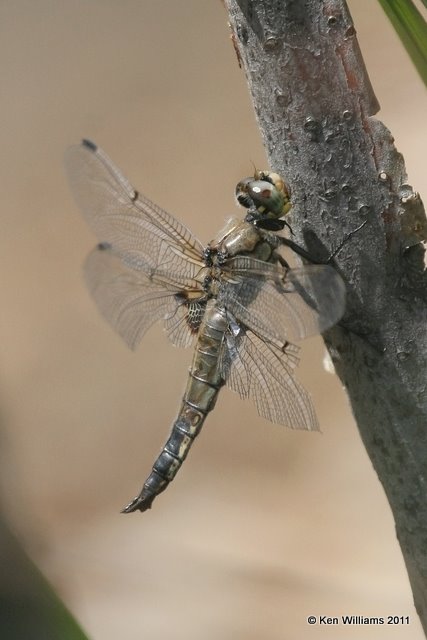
left=225, top=0, right=427, bottom=632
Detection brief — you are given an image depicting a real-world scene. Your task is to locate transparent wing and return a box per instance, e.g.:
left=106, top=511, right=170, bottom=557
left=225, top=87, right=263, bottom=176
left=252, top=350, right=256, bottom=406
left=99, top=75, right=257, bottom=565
left=65, top=140, right=206, bottom=290
left=84, top=243, right=204, bottom=350
left=220, top=324, right=318, bottom=430
left=220, top=257, right=345, bottom=344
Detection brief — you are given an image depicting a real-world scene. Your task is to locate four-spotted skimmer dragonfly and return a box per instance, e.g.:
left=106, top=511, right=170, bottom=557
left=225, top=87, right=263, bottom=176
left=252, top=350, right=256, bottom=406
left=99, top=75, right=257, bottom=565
left=65, top=140, right=345, bottom=513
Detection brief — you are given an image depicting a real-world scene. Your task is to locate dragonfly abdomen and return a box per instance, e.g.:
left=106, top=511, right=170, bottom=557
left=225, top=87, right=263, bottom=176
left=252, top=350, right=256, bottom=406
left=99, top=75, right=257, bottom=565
left=121, top=409, right=205, bottom=513
left=122, top=301, right=227, bottom=513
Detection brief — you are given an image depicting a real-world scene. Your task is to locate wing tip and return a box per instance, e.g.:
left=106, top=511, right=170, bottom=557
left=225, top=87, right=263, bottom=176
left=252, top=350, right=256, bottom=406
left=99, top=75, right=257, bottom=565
left=82, top=138, right=97, bottom=152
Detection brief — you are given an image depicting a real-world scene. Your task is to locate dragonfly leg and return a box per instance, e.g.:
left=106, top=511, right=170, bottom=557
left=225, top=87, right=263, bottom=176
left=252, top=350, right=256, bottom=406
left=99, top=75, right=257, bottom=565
left=279, top=220, right=367, bottom=265
left=279, top=237, right=320, bottom=263
left=272, top=251, right=291, bottom=270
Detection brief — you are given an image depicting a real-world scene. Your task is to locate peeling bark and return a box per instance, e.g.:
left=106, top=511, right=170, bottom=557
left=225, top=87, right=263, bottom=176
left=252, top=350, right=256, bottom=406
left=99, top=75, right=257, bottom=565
left=225, top=0, right=427, bottom=632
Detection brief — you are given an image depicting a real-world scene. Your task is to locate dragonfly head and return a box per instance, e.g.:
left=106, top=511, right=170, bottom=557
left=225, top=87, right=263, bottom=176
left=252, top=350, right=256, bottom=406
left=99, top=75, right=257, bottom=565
left=236, top=171, right=292, bottom=231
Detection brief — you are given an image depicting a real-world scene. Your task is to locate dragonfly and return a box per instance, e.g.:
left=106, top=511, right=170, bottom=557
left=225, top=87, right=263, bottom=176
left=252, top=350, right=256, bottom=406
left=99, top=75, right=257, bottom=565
left=65, top=140, right=346, bottom=513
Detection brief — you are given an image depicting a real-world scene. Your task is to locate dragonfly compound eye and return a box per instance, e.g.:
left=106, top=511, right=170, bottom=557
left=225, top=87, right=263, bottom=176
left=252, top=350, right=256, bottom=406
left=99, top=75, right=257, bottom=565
left=256, top=171, right=288, bottom=199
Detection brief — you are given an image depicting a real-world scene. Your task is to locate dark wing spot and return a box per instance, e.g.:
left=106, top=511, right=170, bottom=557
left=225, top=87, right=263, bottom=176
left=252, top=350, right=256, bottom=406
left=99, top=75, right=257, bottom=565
left=97, top=242, right=112, bottom=251
left=82, top=139, right=97, bottom=151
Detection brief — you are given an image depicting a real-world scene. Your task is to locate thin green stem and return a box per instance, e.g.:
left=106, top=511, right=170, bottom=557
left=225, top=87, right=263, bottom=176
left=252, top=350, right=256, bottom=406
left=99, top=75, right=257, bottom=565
left=378, top=0, right=427, bottom=86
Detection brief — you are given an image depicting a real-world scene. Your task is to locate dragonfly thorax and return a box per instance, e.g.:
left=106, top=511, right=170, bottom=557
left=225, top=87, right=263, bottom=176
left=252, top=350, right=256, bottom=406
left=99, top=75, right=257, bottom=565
left=202, top=217, right=282, bottom=299
left=208, top=218, right=278, bottom=263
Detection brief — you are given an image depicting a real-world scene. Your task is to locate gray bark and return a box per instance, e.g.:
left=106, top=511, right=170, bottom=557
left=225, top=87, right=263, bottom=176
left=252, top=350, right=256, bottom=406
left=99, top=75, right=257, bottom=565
left=225, top=0, right=427, bottom=632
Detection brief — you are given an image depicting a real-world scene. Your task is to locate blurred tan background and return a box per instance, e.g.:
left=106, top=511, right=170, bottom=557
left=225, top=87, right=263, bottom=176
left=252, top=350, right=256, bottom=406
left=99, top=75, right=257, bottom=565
left=1, top=1, right=426, bottom=638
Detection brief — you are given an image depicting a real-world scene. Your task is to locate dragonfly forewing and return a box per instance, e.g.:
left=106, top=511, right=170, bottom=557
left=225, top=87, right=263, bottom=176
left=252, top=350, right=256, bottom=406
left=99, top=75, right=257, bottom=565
left=65, top=141, right=206, bottom=291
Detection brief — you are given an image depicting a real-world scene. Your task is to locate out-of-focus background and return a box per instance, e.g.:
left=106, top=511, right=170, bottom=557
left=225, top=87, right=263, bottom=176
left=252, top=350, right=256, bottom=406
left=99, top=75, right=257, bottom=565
left=1, top=1, right=426, bottom=638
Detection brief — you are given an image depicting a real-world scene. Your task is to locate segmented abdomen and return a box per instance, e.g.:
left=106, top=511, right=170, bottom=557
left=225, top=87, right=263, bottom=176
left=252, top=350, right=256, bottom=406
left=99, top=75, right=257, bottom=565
left=122, top=301, right=227, bottom=513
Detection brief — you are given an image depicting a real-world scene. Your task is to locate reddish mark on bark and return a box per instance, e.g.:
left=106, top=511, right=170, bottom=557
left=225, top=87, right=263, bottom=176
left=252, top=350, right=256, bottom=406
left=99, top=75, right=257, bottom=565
left=228, top=22, right=243, bottom=69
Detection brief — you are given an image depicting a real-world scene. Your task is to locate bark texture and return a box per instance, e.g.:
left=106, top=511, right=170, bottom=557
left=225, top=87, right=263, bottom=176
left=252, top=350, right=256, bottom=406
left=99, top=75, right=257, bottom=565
left=225, top=0, right=427, bottom=631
